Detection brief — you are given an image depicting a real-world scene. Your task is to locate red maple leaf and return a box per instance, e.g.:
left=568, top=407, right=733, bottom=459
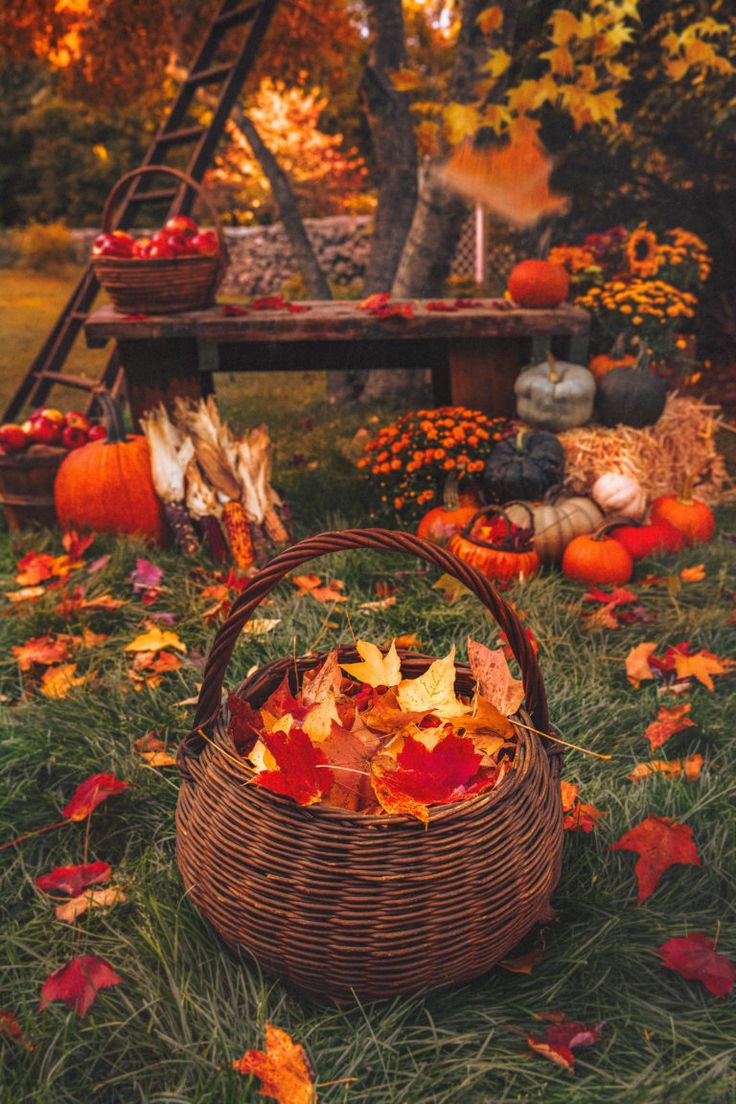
left=373, top=301, right=414, bottom=320
left=426, top=300, right=459, bottom=312
left=255, top=726, right=333, bottom=806
left=12, top=633, right=74, bottom=671
left=359, top=291, right=390, bottom=310
left=658, top=933, right=736, bottom=998
left=61, top=773, right=129, bottom=822
left=0, top=1009, right=33, bottom=1051
left=563, top=802, right=607, bottom=832
left=61, top=531, right=94, bottom=559
left=371, top=730, right=494, bottom=825
left=233, top=1022, right=315, bottom=1103
left=220, top=304, right=249, bottom=316
left=644, top=703, right=696, bottom=750
left=260, top=675, right=311, bottom=722
left=15, top=551, right=57, bottom=586
left=583, top=586, right=638, bottom=607
left=40, top=954, right=121, bottom=1017
left=35, top=861, right=111, bottom=897
left=226, top=693, right=263, bottom=754
left=252, top=294, right=289, bottom=310
left=527, top=1017, right=604, bottom=1069
left=609, top=814, right=701, bottom=905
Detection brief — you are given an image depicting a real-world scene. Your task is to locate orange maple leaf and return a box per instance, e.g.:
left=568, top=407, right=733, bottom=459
left=39, top=663, right=91, bottom=699
left=627, top=754, right=704, bottom=783
left=560, top=780, right=579, bottom=812
left=609, top=814, right=701, bottom=905
left=673, top=650, right=732, bottom=691
left=625, top=642, right=658, bottom=687
left=233, top=1023, right=316, bottom=1104
left=644, top=702, right=695, bottom=750
left=680, top=564, right=706, bottom=582
left=12, top=633, right=74, bottom=671
left=563, top=802, right=606, bottom=832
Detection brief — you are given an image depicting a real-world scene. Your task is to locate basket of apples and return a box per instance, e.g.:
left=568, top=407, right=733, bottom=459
left=92, top=166, right=227, bottom=314
left=0, top=408, right=105, bottom=532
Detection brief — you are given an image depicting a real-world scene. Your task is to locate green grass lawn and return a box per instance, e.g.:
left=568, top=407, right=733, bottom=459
left=0, top=454, right=734, bottom=1102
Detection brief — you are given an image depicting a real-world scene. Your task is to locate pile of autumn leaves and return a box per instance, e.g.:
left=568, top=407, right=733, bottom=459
left=226, top=637, right=524, bottom=825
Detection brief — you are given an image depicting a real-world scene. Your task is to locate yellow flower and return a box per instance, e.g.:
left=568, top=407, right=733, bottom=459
left=627, top=225, right=660, bottom=277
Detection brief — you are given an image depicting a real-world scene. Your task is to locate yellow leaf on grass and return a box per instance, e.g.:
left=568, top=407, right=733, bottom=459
left=40, top=663, right=91, bottom=699
left=340, top=639, right=401, bottom=688
left=397, top=646, right=469, bottom=719
left=627, top=754, right=704, bottom=783
left=55, top=886, right=125, bottom=923
left=243, top=618, right=281, bottom=635
left=477, top=5, right=504, bottom=34
left=673, top=651, right=732, bottom=691
left=625, top=642, right=658, bottom=687
left=432, top=573, right=471, bottom=603
left=124, top=627, right=187, bottom=655
left=680, top=564, right=706, bottom=582
left=4, top=586, right=45, bottom=604
left=140, top=749, right=178, bottom=767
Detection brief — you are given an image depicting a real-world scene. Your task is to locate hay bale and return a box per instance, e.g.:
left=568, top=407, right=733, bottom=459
left=558, top=395, right=732, bottom=505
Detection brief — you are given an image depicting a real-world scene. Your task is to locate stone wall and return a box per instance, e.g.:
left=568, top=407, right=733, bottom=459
left=72, top=216, right=373, bottom=296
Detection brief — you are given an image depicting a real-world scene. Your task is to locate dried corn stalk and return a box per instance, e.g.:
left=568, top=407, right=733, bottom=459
left=185, top=459, right=228, bottom=564
left=558, top=394, right=732, bottom=505
left=140, top=405, right=199, bottom=555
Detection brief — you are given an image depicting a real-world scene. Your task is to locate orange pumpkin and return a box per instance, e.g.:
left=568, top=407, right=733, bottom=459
left=588, top=353, right=636, bottom=381
left=55, top=393, right=165, bottom=543
left=562, top=522, right=634, bottom=585
left=448, top=504, right=540, bottom=584
left=417, top=474, right=483, bottom=545
left=507, top=260, right=569, bottom=309
left=650, top=484, right=715, bottom=546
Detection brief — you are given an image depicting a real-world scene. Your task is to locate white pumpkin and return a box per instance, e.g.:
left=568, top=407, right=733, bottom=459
left=592, top=473, right=647, bottom=518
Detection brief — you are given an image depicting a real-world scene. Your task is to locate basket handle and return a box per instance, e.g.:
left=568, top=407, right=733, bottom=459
left=180, top=527, right=549, bottom=774
left=101, top=164, right=228, bottom=264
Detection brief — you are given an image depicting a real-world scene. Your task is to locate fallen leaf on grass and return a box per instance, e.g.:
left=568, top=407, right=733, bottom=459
left=563, top=802, right=606, bottom=832
left=673, top=650, right=733, bottom=691
left=13, top=633, right=74, bottom=670
left=340, top=640, right=401, bottom=689
left=627, top=754, right=704, bottom=782
left=62, top=531, right=94, bottom=559
left=56, top=587, right=125, bottom=615
left=680, top=564, right=706, bottom=582
left=393, top=633, right=422, bottom=650
left=15, top=551, right=56, bottom=586
left=233, top=1023, right=315, bottom=1104
left=609, top=814, right=701, bottom=905
left=62, top=773, right=129, bottom=821
left=639, top=573, right=682, bottom=595
left=55, top=886, right=125, bottom=923
left=583, top=585, right=638, bottom=606
left=527, top=1016, right=604, bottom=1069
left=135, top=733, right=177, bottom=767
left=124, top=627, right=186, bottom=654
left=0, top=1009, right=33, bottom=1050
left=468, top=638, right=524, bottom=715
left=625, top=642, right=658, bottom=687
left=358, top=596, right=397, bottom=611
left=500, top=929, right=546, bottom=974
left=4, top=586, right=45, bottom=604
left=432, top=573, right=471, bottom=603
left=560, top=780, right=578, bottom=812
left=244, top=618, right=281, bottom=636
left=40, top=663, right=91, bottom=699
left=644, top=703, right=696, bottom=750
left=292, top=574, right=348, bottom=603
left=36, top=861, right=111, bottom=897
left=40, top=954, right=121, bottom=1017
left=129, top=557, right=164, bottom=592
left=658, top=933, right=735, bottom=998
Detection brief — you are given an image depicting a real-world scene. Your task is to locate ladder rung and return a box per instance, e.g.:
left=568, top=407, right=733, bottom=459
left=186, top=62, right=233, bottom=87
left=126, top=187, right=181, bottom=205
left=215, top=2, right=261, bottom=31
left=154, top=124, right=207, bottom=148
left=33, top=371, right=99, bottom=390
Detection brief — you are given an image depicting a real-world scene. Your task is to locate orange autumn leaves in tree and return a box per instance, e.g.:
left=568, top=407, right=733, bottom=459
left=227, top=638, right=523, bottom=826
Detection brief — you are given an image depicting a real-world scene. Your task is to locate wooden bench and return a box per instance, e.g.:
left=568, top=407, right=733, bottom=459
left=84, top=300, right=590, bottom=428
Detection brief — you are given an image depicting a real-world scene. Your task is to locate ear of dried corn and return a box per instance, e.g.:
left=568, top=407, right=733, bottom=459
left=140, top=405, right=199, bottom=555
left=221, top=500, right=255, bottom=571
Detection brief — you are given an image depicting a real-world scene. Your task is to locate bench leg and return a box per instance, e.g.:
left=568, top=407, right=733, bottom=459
left=447, top=336, right=531, bottom=419
left=117, top=338, right=213, bottom=430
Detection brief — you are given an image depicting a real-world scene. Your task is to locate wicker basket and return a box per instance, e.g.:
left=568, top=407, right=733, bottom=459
left=0, top=445, right=64, bottom=532
left=176, top=528, right=563, bottom=1003
left=92, top=166, right=228, bottom=314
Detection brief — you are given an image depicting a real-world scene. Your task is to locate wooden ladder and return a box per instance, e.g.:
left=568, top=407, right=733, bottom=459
left=3, top=0, right=279, bottom=423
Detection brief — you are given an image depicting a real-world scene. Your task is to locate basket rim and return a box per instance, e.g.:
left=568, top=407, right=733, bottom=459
left=197, top=646, right=555, bottom=829
left=92, top=253, right=220, bottom=267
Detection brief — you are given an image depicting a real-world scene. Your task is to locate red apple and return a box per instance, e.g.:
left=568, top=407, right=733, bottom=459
left=0, top=423, right=28, bottom=452
left=148, top=240, right=176, bottom=259
left=132, top=236, right=152, bottom=258
left=165, top=233, right=196, bottom=256
left=110, top=230, right=135, bottom=247
left=65, top=410, right=91, bottom=432
left=190, top=229, right=219, bottom=256
left=87, top=425, right=108, bottom=442
left=164, top=215, right=198, bottom=238
left=27, top=416, right=62, bottom=445
left=92, top=232, right=133, bottom=258
left=32, top=406, right=64, bottom=425
left=62, top=425, right=89, bottom=450
left=151, top=230, right=170, bottom=243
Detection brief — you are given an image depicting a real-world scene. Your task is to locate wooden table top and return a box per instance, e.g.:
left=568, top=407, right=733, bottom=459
left=85, top=299, right=589, bottom=345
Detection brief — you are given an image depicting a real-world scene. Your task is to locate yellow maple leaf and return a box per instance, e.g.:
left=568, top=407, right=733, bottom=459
left=482, top=102, right=512, bottom=134
left=541, top=44, right=575, bottom=77
left=476, top=5, right=504, bottom=34
left=124, top=627, right=187, bottom=654
left=389, top=68, right=421, bottom=92
left=505, top=78, right=553, bottom=114
left=482, top=48, right=512, bottom=79
left=340, top=639, right=401, bottom=688
left=444, top=102, right=481, bottom=145
left=302, top=695, right=341, bottom=743
left=673, top=651, right=731, bottom=692
left=397, top=645, right=470, bottom=719
left=40, top=663, right=91, bottom=700
left=625, top=642, right=657, bottom=687
left=549, top=9, right=582, bottom=46
left=55, top=886, right=125, bottom=924
left=606, top=59, right=632, bottom=80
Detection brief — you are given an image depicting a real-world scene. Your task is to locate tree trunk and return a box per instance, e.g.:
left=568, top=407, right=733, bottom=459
left=232, top=108, right=332, bottom=301
left=392, top=0, right=515, bottom=299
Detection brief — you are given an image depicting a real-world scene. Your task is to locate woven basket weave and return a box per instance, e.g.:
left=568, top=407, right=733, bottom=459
left=93, top=166, right=227, bottom=314
left=176, top=528, right=563, bottom=1003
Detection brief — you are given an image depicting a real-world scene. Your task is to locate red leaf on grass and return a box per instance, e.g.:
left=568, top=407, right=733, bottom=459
left=527, top=1017, right=604, bottom=1069
left=563, top=802, right=607, bottom=832
left=658, top=933, right=736, bottom=998
left=15, top=551, right=56, bottom=586
left=36, top=861, right=111, bottom=897
left=233, top=1022, right=315, bottom=1104
left=40, top=954, right=121, bottom=1017
left=129, top=558, right=163, bottom=592
left=644, top=703, right=696, bottom=750
left=0, top=1010, right=33, bottom=1050
left=12, top=633, right=74, bottom=670
left=609, top=815, right=701, bottom=904
left=61, top=531, right=94, bottom=558
left=583, top=586, right=638, bottom=606
left=255, top=726, right=333, bottom=806
left=371, top=730, right=491, bottom=826
left=61, top=773, right=129, bottom=822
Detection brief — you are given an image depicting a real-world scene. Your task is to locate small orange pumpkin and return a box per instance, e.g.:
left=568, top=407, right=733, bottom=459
left=650, top=481, right=715, bottom=546
left=507, top=260, right=569, bottom=309
left=562, top=520, right=634, bottom=585
left=588, top=352, right=637, bottom=381
left=55, top=392, right=166, bottom=543
left=449, top=504, right=540, bottom=584
left=417, top=474, right=483, bottom=545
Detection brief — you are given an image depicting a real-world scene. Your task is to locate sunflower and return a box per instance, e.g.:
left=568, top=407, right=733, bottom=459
left=627, top=224, right=660, bottom=277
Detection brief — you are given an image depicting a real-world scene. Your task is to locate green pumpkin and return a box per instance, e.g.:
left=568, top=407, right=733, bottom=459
left=595, top=364, right=667, bottom=428
left=515, top=353, right=596, bottom=432
left=483, top=429, right=565, bottom=503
